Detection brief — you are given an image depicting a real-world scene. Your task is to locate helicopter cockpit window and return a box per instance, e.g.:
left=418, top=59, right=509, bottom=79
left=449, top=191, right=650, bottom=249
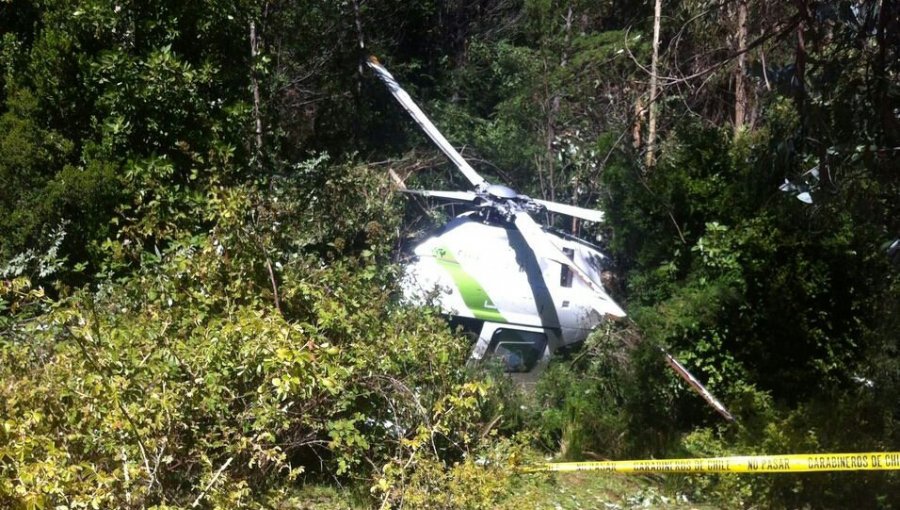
left=560, top=248, right=575, bottom=287
left=487, top=329, right=548, bottom=373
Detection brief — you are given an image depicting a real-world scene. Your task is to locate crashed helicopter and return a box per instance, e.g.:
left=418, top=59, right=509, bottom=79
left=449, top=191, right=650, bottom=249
left=367, top=56, right=733, bottom=419
left=367, top=57, right=622, bottom=374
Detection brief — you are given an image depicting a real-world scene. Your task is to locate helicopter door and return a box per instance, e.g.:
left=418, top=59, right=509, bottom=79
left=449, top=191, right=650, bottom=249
left=470, top=322, right=551, bottom=373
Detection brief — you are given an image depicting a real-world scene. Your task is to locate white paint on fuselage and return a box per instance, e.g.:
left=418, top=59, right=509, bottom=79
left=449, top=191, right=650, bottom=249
left=401, top=215, right=619, bottom=349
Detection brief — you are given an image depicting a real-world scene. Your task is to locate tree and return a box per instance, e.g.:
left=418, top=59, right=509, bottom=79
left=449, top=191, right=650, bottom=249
left=732, top=0, right=749, bottom=133
left=646, top=0, right=662, bottom=168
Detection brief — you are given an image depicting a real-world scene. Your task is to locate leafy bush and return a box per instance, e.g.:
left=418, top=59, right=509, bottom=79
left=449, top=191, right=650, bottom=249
left=531, top=326, right=631, bottom=460
left=0, top=161, right=507, bottom=508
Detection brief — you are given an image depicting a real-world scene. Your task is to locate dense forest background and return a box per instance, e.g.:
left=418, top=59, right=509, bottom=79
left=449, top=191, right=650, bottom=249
left=1, top=0, right=898, bottom=508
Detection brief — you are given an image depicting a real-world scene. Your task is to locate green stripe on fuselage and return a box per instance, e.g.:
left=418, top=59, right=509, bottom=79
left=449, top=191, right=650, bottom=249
left=432, top=247, right=507, bottom=323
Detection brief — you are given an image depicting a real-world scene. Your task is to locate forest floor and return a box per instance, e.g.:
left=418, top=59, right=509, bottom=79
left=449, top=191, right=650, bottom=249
left=496, top=471, right=719, bottom=509
left=289, top=472, right=721, bottom=509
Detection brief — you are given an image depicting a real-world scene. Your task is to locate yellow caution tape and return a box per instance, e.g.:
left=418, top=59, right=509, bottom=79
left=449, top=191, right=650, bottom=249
left=522, top=452, right=900, bottom=474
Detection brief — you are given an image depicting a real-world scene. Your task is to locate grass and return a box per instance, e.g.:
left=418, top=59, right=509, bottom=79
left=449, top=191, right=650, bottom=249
left=498, top=471, right=722, bottom=510
left=279, top=471, right=725, bottom=509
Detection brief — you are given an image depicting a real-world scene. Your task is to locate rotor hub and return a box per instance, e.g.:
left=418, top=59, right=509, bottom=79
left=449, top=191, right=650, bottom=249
left=485, top=184, right=518, bottom=200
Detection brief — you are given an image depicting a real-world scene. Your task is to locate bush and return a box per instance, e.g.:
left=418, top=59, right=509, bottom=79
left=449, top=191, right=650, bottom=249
left=0, top=161, right=509, bottom=508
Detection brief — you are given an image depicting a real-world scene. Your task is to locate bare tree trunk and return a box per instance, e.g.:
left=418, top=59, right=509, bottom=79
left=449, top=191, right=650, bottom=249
left=561, top=5, right=573, bottom=68
left=793, top=0, right=809, bottom=132
left=542, top=5, right=573, bottom=214
left=543, top=62, right=558, bottom=206
left=875, top=0, right=897, bottom=145
left=633, top=95, right=643, bottom=150
left=352, top=0, right=366, bottom=144
left=645, top=0, right=662, bottom=168
left=760, top=49, right=771, bottom=91
left=561, top=6, right=580, bottom=236
left=250, top=21, right=263, bottom=157
left=250, top=13, right=280, bottom=314
left=733, top=0, right=749, bottom=135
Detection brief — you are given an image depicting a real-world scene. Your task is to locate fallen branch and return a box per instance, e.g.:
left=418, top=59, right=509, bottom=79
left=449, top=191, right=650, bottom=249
left=192, top=456, right=234, bottom=508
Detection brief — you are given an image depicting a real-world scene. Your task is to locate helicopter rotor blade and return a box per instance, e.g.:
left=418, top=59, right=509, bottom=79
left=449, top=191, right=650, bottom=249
left=662, top=349, right=735, bottom=422
left=512, top=211, right=625, bottom=317
left=366, top=56, right=488, bottom=190
left=400, top=189, right=479, bottom=202
left=532, top=199, right=606, bottom=223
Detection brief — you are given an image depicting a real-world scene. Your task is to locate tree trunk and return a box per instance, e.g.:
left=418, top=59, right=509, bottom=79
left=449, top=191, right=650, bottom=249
left=645, top=0, right=662, bottom=169
left=542, top=4, right=573, bottom=214
left=352, top=0, right=366, bottom=144
left=250, top=21, right=263, bottom=157
left=633, top=95, right=643, bottom=150
left=793, top=0, right=809, bottom=132
left=733, top=0, right=749, bottom=135
left=544, top=65, right=558, bottom=207
left=875, top=0, right=897, bottom=145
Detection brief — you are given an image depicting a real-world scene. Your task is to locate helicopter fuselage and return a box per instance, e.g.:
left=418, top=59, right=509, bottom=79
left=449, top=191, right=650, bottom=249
left=402, top=213, right=617, bottom=374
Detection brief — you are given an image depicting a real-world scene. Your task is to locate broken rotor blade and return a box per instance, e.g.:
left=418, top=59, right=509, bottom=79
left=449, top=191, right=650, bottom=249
left=366, top=56, right=488, bottom=190
left=512, top=211, right=625, bottom=317
left=533, top=199, right=606, bottom=223
left=662, top=349, right=735, bottom=422
left=400, top=189, right=478, bottom=202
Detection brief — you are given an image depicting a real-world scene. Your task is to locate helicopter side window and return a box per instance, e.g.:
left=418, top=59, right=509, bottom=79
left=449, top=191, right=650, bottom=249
left=560, top=248, right=575, bottom=288
left=487, top=329, right=548, bottom=373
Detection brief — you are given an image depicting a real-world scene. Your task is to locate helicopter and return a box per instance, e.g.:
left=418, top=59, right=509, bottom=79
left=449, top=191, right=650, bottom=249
left=366, top=57, right=622, bottom=373
left=367, top=56, right=733, bottom=419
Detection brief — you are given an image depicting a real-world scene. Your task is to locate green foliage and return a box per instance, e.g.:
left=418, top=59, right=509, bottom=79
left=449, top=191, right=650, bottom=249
left=1, top=1, right=898, bottom=508
left=531, top=327, right=631, bottom=460
left=602, top=100, right=897, bottom=506
left=0, top=0, right=260, bottom=283
left=0, top=162, right=505, bottom=507
left=375, top=435, right=530, bottom=509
